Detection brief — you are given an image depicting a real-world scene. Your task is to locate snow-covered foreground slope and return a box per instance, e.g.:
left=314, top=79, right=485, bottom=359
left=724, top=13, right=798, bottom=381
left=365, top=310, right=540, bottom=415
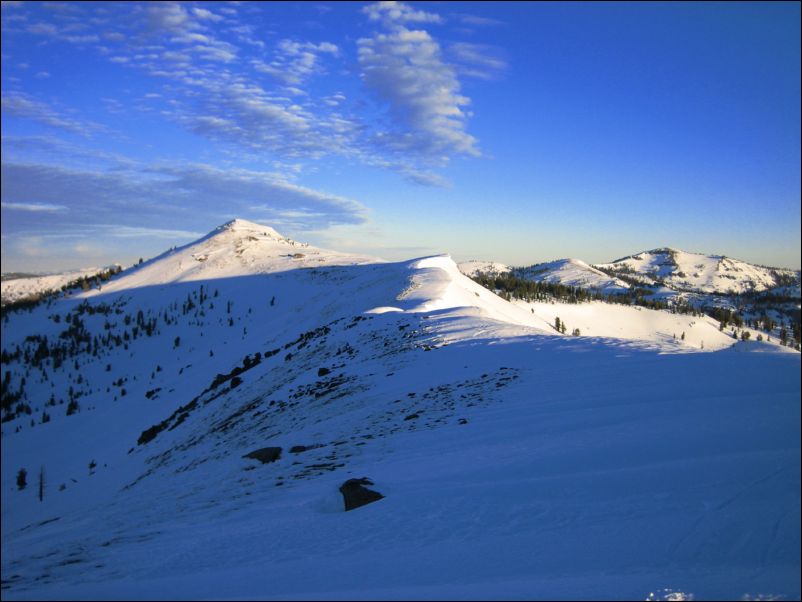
left=2, top=223, right=799, bottom=600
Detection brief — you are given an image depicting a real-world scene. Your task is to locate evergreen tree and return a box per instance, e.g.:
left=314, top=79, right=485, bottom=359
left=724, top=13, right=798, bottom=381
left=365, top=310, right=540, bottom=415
left=16, top=468, right=27, bottom=490
left=38, top=466, right=45, bottom=502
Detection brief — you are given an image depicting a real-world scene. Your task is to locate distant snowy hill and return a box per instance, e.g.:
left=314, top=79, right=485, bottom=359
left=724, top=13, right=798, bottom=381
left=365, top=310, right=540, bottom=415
left=1, top=267, right=115, bottom=306
left=456, top=260, right=510, bottom=278
left=2, top=222, right=799, bottom=600
left=595, top=247, right=800, bottom=295
left=459, top=248, right=800, bottom=298
left=513, top=258, right=630, bottom=294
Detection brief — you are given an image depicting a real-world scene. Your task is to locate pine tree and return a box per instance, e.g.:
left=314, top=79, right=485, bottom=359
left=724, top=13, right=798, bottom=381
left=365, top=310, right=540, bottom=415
left=16, top=468, right=27, bottom=490
left=38, top=466, right=45, bottom=502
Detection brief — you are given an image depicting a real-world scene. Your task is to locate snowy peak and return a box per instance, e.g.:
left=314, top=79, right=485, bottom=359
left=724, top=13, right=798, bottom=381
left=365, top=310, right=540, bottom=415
left=82, top=219, right=379, bottom=294
left=216, top=218, right=285, bottom=239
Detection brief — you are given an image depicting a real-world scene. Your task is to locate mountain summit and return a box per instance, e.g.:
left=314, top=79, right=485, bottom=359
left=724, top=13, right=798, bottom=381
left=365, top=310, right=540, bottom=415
left=86, top=219, right=379, bottom=293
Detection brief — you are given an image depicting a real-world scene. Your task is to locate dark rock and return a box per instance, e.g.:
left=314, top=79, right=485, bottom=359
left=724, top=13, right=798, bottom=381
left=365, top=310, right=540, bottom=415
left=458, top=418, right=468, bottom=425
left=290, top=444, right=323, bottom=454
left=317, top=367, right=330, bottom=377
left=339, top=477, right=384, bottom=511
left=242, top=447, right=282, bottom=464
left=403, top=413, right=419, bottom=421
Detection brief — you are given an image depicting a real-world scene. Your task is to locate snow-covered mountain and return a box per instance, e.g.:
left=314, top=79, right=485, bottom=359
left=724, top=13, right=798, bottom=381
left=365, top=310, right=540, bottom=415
left=2, top=221, right=799, bottom=600
left=595, top=247, right=800, bottom=295
left=459, top=247, right=800, bottom=298
left=99, top=218, right=379, bottom=289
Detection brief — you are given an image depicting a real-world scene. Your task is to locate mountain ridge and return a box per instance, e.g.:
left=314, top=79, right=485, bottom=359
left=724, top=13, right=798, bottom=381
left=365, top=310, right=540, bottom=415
left=1, top=219, right=799, bottom=599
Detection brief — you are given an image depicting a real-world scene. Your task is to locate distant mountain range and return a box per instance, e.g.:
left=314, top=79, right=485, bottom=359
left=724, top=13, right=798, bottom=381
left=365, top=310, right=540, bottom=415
left=459, top=248, right=801, bottom=306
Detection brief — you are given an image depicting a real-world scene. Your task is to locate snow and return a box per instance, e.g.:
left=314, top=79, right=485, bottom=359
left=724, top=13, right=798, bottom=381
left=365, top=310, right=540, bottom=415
left=80, top=219, right=378, bottom=296
left=1, top=267, right=112, bottom=305
left=456, top=260, right=510, bottom=278
left=515, top=299, right=738, bottom=350
left=1, top=222, right=799, bottom=600
left=596, top=248, right=799, bottom=295
left=513, top=258, right=630, bottom=294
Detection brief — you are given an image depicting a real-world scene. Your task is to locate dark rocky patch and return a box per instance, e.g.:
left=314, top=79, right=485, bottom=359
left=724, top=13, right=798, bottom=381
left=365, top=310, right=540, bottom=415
left=339, top=477, right=384, bottom=511
left=317, top=367, right=330, bottom=377
left=290, top=444, right=324, bottom=454
left=242, top=447, right=282, bottom=464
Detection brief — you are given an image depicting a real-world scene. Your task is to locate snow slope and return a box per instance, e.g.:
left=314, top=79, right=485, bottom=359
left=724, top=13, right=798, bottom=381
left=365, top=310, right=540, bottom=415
left=456, top=260, right=510, bottom=278
left=513, top=258, right=630, bottom=294
left=517, top=299, right=737, bottom=350
left=596, top=247, right=800, bottom=295
left=1, top=222, right=799, bottom=600
left=1, top=267, right=113, bottom=305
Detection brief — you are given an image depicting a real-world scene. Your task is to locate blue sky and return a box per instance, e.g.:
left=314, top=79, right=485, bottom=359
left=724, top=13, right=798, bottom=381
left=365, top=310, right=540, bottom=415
left=1, top=1, right=800, bottom=272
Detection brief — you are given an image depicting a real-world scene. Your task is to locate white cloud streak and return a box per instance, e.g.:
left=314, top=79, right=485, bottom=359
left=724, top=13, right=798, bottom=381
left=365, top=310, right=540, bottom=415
left=1, top=92, right=105, bottom=135
left=1, top=201, right=67, bottom=212
left=358, top=19, right=478, bottom=159
left=363, top=1, right=443, bottom=26
left=1, top=161, right=367, bottom=230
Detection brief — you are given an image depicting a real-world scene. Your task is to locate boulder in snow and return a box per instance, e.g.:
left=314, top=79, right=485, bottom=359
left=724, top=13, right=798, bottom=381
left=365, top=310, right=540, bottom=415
left=339, top=477, right=384, bottom=511
left=242, top=447, right=282, bottom=464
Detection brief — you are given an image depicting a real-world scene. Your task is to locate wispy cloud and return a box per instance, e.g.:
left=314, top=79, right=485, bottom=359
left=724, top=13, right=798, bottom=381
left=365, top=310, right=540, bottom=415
left=95, top=225, right=204, bottom=239
left=252, top=39, right=339, bottom=86
left=1, top=161, right=367, bottom=230
left=1, top=92, right=105, bottom=135
left=358, top=9, right=479, bottom=160
left=145, top=1, right=194, bottom=33
left=4, top=0, right=489, bottom=195
left=363, top=1, right=443, bottom=26
left=448, top=42, right=507, bottom=80
left=1, top=201, right=67, bottom=212
left=453, top=13, right=504, bottom=27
